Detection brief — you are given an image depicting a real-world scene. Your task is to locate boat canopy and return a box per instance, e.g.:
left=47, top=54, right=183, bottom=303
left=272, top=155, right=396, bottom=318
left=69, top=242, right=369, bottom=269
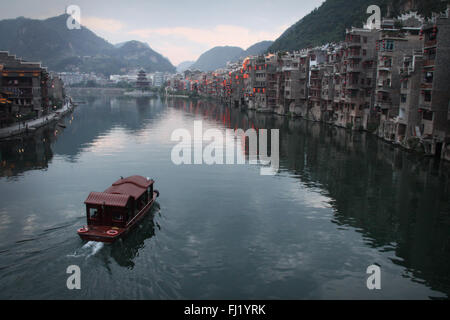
left=105, top=176, right=154, bottom=200
left=84, top=192, right=130, bottom=208
left=84, top=176, right=154, bottom=207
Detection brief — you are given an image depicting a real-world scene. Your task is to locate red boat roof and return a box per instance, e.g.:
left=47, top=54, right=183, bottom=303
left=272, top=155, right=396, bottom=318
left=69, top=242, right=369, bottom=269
left=85, top=176, right=154, bottom=207
left=85, top=192, right=130, bottom=208
left=111, top=176, right=154, bottom=189
left=105, top=176, right=154, bottom=200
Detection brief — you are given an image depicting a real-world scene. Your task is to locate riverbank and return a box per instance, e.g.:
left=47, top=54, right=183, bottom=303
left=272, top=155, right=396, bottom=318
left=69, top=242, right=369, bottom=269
left=196, top=95, right=450, bottom=163
left=0, top=101, right=74, bottom=140
left=165, top=94, right=190, bottom=98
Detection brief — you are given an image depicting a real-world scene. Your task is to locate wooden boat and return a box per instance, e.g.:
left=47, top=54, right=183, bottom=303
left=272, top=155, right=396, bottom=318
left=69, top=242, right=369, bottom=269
left=77, top=175, right=159, bottom=243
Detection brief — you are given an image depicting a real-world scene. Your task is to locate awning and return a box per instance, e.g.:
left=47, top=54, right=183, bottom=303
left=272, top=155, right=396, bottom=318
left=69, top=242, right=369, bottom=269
left=84, top=192, right=130, bottom=208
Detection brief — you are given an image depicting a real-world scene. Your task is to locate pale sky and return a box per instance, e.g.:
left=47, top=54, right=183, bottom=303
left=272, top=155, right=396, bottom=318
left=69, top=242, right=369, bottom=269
left=0, top=0, right=325, bottom=65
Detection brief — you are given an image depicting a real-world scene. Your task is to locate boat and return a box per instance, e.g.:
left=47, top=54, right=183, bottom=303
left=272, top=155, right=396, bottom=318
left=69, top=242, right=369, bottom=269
left=77, top=175, right=160, bottom=243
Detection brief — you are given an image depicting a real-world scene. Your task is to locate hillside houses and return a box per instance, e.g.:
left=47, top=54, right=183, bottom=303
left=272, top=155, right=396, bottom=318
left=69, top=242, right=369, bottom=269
left=166, top=10, right=450, bottom=161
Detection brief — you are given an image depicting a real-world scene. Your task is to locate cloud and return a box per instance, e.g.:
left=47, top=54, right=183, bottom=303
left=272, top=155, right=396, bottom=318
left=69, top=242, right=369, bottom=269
left=150, top=43, right=201, bottom=66
left=128, top=24, right=288, bottom=65
left=82, top=16, right=125, bottom=33
left=129, top=25, right=280, bottom=48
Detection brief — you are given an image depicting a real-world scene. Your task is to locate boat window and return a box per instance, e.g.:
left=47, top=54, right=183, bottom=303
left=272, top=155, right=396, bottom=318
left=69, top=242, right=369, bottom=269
left=112, top=210, right=123, bottom=222
left=89, top=207, right=99, bottom=220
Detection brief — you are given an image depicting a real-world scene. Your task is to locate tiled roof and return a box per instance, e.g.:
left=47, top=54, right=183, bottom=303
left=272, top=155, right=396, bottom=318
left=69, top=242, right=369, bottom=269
left=84, top=192, right=130, bottom=207
left=106, top=176, right=154, bottom=199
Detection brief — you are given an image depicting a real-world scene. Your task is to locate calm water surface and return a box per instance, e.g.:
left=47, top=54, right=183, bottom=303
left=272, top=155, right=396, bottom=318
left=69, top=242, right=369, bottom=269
left=0, top=95, right=449, bottom=299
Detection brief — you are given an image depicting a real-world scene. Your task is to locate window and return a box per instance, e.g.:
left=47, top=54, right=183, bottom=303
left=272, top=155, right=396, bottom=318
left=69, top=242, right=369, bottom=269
left=89, top=207, right=99, bottom=220
left=385, top=40, right=394, bottom=52
left=112, top=210, right=123, bottom=222
left=422, top=110, right=433, bottom=121
left=402, top=80, right=408, bottom=89
left=401, top=94, right=407, bottom=103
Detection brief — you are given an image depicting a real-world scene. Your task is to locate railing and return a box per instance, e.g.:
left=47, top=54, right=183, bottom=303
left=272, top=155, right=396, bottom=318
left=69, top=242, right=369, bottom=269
left=424, top=39, right=437, bottom=48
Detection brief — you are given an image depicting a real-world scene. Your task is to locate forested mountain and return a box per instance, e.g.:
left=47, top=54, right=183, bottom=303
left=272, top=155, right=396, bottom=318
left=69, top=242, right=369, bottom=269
left=0, top=14, right=175, bottom=75
left=269, top=0, right=450, bottom=53
left=190, top=46, right=245, bottom=71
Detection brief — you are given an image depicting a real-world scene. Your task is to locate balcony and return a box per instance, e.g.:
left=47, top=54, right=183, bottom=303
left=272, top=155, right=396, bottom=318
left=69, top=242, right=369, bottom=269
left=420, top=97, right=432, bottom=109
left=424, top=39, right=437, bottom=48
left=377, top=85, right=392, bottom=93
left=348, top=42, right=361, bottom=48
left=378, top=66, right=391, bottom=72
left=420, top=83, right=433, bottom=89
left=423, top=60, right=435, bottom=67
left=347, top=64, right=361, bottom=73
left=399, top=67, right=413, bottom=77
left=376, top=100, right=392, bottom=109
left=348, top=51, right=361, bottom=58
left=346, top=82, right=360, bottom=90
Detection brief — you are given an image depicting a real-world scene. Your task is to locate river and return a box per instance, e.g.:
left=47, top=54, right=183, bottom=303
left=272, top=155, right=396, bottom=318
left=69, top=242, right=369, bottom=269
left=0, top=95, right=449, bottom=299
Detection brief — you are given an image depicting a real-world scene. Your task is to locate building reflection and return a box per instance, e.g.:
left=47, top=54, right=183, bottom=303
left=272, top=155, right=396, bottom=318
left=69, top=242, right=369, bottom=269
left=1, top=96, right=449, bottom=296
left=0, top=125, right=56, bottom=178
left=167, top=98, right=450, bottom=297
left=0, top=96, right=165, bottom=176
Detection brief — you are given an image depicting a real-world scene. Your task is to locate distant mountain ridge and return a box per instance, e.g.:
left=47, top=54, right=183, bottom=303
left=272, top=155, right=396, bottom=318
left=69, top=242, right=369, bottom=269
left=190, top=46, right=245, bottom=71
left=269, top=0, right=450, bottom=53
left=0, top=14, right=175, bottom=75
left=242, top=41, right=273, bottom=57
left=177, top=61, right=195, bottom=72
left=190, top=41, right=274, bottom=72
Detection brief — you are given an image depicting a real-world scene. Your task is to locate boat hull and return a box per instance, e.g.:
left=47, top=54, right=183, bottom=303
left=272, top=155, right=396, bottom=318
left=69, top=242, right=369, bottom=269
left=78, top=192, right=158, bottom=243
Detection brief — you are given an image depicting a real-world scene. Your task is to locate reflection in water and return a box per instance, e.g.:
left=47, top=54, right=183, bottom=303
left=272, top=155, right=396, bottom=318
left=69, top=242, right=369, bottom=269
left=0, top=95, right=449, bottom=299
left=166, top=97, right=450, bottom=297
left=0, top=125, right=56, bottom=178
left=110, top=204, right=161, bottom=269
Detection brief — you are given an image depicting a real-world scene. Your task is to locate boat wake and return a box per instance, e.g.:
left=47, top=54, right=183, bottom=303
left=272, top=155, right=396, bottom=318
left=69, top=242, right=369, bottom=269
left=67, top=241, right=104, bottom=259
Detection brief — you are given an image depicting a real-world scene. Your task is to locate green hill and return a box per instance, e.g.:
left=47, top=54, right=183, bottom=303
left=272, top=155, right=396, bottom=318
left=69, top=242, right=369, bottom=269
left=0, top=14, right=175, bottom=75
left=269, top=0, right=450, bottom=53
left=191, top=46, right=245, bottom=71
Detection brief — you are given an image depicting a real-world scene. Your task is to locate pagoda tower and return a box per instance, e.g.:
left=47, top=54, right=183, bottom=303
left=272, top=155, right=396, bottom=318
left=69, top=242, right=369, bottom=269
left=136, top=69, right=150, bottom=91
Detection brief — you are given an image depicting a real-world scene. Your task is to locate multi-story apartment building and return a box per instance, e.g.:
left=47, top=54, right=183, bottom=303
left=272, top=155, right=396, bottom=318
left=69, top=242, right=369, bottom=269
left=335, top=28, right=379, bottom=130
left=308, top=47, right=328, bottom=121
left=397, top=51, right=424, bottom=146
left=294, top=50, right=310, bottom=117
left=0, top=51, right=49, bottom=121
left=165, top=6, right=450, bottom=161
left=419, top=11, right=450, bottom=160
left=375, top=19, right=422, bottom=141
